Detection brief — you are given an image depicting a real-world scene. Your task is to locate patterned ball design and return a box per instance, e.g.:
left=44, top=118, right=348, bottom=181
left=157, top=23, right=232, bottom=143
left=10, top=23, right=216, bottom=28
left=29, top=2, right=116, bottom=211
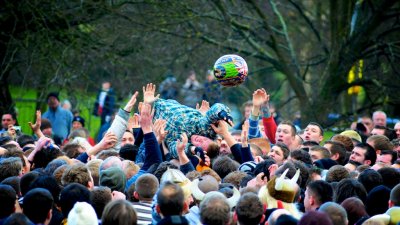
left=213, top=54, right=248, bottom=87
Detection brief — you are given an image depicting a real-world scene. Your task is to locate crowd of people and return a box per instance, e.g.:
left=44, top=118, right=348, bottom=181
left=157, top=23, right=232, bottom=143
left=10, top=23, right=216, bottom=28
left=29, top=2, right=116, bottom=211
left=0, top=81, right=400, bottom=225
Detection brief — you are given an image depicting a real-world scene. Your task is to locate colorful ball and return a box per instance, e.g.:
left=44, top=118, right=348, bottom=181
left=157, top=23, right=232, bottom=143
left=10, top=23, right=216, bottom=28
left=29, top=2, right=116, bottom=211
left=213, top=54, right=248, bottom=87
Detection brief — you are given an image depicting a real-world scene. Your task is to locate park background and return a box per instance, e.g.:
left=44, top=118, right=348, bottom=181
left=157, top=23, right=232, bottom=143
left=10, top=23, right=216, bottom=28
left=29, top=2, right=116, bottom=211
left=1, top=0, right=400, bottom=139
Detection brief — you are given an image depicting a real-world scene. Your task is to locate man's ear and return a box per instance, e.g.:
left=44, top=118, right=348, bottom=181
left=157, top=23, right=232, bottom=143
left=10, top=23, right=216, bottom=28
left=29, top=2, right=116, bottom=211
left=183, top=201, right=189, bottom=214
left=365, top=160, right=372, bottom=166
left=388, top=200, right=394, bottom=208
left=134, top=191, right=139, bottom=200
left=309, top=195, right=315, bottom=206
left=331, top=153, right=339, bottom=161
left=87, top=181, right=94, bottom=190
left=260, top=214, right=266, bottom=224
left=156, top=204, right=162, bottom=215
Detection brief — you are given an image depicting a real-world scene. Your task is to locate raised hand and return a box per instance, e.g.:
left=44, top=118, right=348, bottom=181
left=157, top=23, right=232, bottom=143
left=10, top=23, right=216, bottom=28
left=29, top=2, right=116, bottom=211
left=177, top=133, right=188, bottom=155
left=28, top=110, right=42, bottom=133
left=154, top=119, right=168, bottom=143
left=143, top=83, right=160, bottom=104
left=139, top=103, right=153, bottom=134
left=99, top=132, right=118, bottom=149
left=252, top=88, right=269, bottom=107
left=127, top=114, right=140, bottom=131
left=210, top=120, right=230, bottom=136
left=123, top=91, right=139, bottom=113
left=196, top=100, right=210, bottom=115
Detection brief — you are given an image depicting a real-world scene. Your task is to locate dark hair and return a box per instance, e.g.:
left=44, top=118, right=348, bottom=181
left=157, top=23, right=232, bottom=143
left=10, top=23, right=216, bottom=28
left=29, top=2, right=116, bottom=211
left=62, top=143, right=82, bottom=159
left=377, top=167, right=400, bottom=189
left=355, top=143, right=377, bottom=166
left=212, top=156, right=240, bottom=179
left=358, top=169, right=383, bottom=193
left=253, top=158, right=275, bottom=180
left=153, top=162, right=178, bottom=182
left=236, top=193, right=264, bottom=225
left=29, top=175, right=61, bottom=205
left=290, top=149, right=313, bottom=165
left=102, top=199, right=137, bottom=225
left=20, top=172, right=40, bottom=196
left=341, top=197, right=368, bottom=225
left=59, top=183, right=91, bottom=218
left=135, top=174, right=159, bottom=200
left=325, top=141, right=347, bottom=165
left=308, top=122, right=324, bottom=136
left=275, top=142, right=290, bottom=159
left=119, top=144, right=139, bottom=162
left=3, top=213, right=33, bottom=225
left=23, top=188, right=54, bottom=224
left=0, top=184, right=17, bottom=219
left=334, top=178, right=367, bottom=204
left=157, top=181, right=185, bottom=216
left=380, top=150, right=397, bottom=164
left=302, top=141, right=320, bottom=147
left=279, top=120, right=297, bottom=137
left=44, top=158, right=68, bottom=176
left=33, top=145, right=63, bottom=169
left=16, top=135, right=35, bottom=148
left=91, top=186, right=112, bottom=219
left=307, top=180, right=333, bottom=205
left=390, top=183, right=400, bottom=206
left=1, top=176, right=20, bottom=197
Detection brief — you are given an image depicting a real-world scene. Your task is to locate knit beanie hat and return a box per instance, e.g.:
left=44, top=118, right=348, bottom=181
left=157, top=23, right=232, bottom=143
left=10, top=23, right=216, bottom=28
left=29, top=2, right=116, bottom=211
left=275, top=214, right=298, bottom=225
left=313, top=158, right=338, bottom=170
left=99, top=167, right=126, bottom=192
left=67, top=202, right=98, bottom=225
left=72, top=116, right=85, bottom=127
left=366, top=185, right=391, bottom=216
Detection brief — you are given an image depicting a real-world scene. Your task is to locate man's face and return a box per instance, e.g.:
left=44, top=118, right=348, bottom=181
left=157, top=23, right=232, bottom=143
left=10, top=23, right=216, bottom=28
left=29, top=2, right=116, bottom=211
left=47, top=96, right=59, bottom=109
left=394, top=123, right=400, bottom=138
left=304, top=124, right=323, bottom=143
left=72, top=121, right=83, bottom=130
left=102, top=82, right=111, bottom=91
left=191, top=135, right=213, bottom=151
left=370, top=128, right=385, bottom=136
left=244, top=106, right=252, bottom=119
left=1, top=114, right=15, bottom=129
left=268, top=146, right=285, bottom=164
left=309, top=150, right=324, bottom=162
left=373, top=112, right=387, bottom=127
left=377, top=154, right=392, bottom=166
left=350, top=147, right=367, bottom=165
left=275, top=124, right=295, bottom=148
left=218, top=139, right=231, bottom=155
left=361, top=117, right=374, bottom=133
left=304, top=187, right=313, bottom=212
left=121, top=131, right=134, bottom=147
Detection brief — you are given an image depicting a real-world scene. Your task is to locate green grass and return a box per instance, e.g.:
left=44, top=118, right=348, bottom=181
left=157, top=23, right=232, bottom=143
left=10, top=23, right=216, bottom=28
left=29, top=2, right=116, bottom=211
left=10, top=86, right=101, bottom=139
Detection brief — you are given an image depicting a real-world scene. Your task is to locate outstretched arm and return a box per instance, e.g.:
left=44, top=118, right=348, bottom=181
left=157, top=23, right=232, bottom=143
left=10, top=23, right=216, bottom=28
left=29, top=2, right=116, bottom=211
left=143, top=83, right=160, bottom=104
left=28, top=110, right=44, bottom=138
